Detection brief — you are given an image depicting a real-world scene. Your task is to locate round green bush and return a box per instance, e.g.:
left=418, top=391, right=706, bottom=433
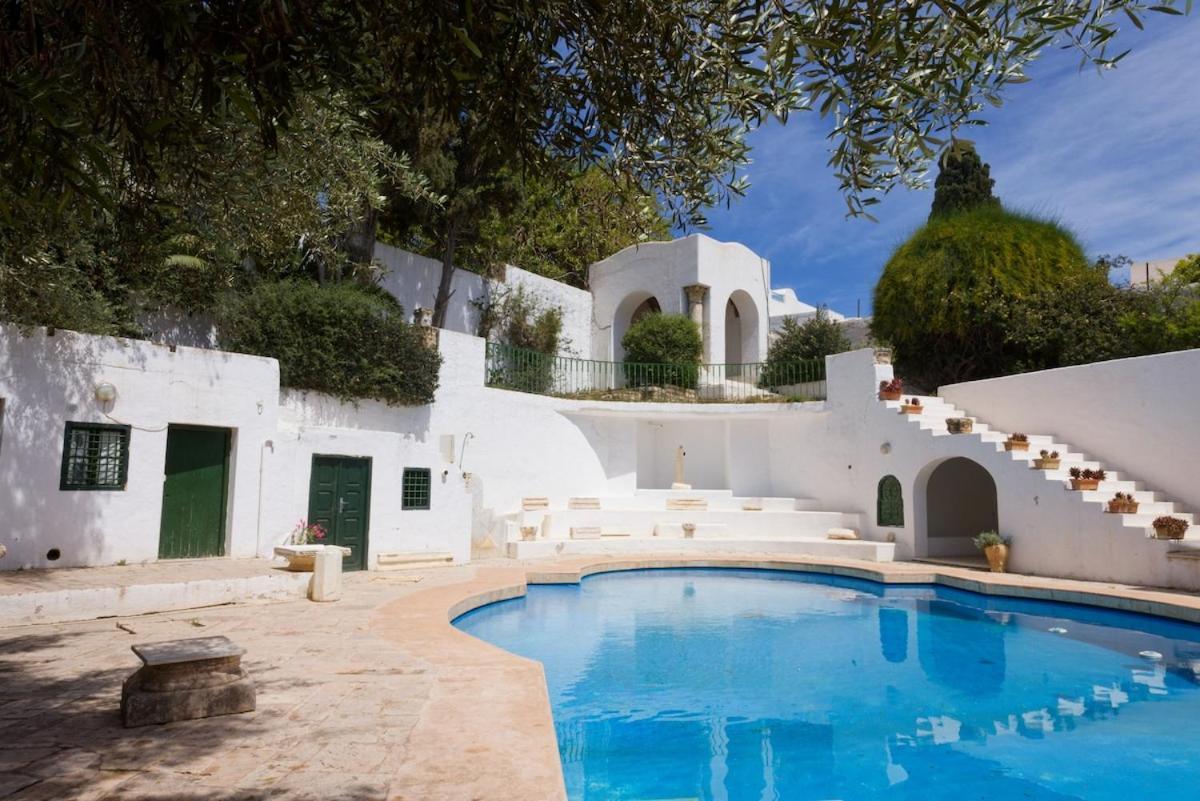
left=218, top=280, right=441, bottom=405
left=620, top=312, right=702, bottom=388
left=872, top=207, right=1098, bottom=388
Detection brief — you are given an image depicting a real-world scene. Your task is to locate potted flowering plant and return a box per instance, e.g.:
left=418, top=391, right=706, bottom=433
left=292, top=519, right=327, bottom=545
left=899, top=397, right=922, bottom=414
left=1004, top=433, right=1029, bottom=452
left=879, top=378, right=903, bottom=401
left=273, top=519, right=347, bottom=572
left=973, top=530, right=1011, bottom=573
left=1152, top=516, right=1189, bottom=541
left=1106, top=492, right=1139, bottom=514
left=1068, top=467, right=1106, bottom=491
left=946, top=417, right=974, bottom=434
left=1033, top=449, right=1061, bottom=470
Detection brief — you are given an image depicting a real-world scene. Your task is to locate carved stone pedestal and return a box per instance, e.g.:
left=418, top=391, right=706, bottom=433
left=121, top=636, right=255, bottom=728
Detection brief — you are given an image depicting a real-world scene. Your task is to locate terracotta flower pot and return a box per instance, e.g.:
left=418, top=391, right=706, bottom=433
left=900, top=403, right=922, bottom=415
left=1004, top=440, right=1029, bottom=452
left=984, top=544, right=1009, bottom=573
left=1107, top=500, right=1140, bottom=514
left=1033, top=457, right=1061, bottom=470
left=1069, top=478, right=1100, bottom=491
left=879, top=389, right=902, bottom=401
left=1154, top=524, right=1187, bottom=541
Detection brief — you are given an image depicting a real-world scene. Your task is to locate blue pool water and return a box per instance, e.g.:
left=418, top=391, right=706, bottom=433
left=454, top=569, right=1200, bottom=801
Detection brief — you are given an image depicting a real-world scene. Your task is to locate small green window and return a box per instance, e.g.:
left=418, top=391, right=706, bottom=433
left=877, top=474, right=904, bottom=527
left=60, top=422, right=131, bottom=490
left=402, top=467, right=432, bottom=510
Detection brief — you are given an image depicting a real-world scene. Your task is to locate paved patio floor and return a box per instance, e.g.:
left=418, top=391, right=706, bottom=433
left=0, top=565, right=479, bottom=801
left=4, top=554, right=1200, bottom=801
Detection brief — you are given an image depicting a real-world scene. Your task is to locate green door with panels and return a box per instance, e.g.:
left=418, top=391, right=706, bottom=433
left=158, top=426, right=230, bottom=559
left=307, top=456, right=372, bottom=571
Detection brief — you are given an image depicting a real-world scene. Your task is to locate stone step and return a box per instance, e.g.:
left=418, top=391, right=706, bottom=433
left=1078, top=489, right=1166, bottom=504
left=375, top=552, right=455, bottom=570
left=1122, top=512, right=1195, bottom=529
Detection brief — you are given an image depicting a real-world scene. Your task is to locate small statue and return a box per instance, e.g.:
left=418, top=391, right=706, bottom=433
left=672, top=445, right=691, bottom=490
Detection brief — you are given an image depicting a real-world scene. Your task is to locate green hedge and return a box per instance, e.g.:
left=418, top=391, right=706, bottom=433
left=620, top=312, right=701, bottom=388
left=218, top=280, right=441, bottom=405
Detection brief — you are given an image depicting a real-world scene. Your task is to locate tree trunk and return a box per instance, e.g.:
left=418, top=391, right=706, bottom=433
left=432, top=217, right=459, bottom=329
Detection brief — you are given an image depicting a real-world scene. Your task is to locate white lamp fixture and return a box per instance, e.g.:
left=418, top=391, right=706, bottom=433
left=94, top=382, right=118, bottom=403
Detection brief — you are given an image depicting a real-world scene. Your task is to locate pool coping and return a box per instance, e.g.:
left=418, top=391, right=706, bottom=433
left=371, top=554, right=1200, bottom=801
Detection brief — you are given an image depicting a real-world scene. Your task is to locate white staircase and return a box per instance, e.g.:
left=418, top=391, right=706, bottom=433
left=886, top=394, right=1198, bottom=579
left=503, top=489, right=893, bottom=561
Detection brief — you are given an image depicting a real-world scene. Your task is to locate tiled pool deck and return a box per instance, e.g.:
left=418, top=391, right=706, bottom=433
left=3, top=554, right=1200, bottom=800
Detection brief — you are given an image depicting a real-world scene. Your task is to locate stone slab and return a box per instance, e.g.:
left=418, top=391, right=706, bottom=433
left=132, top=636, right=244, bottom=667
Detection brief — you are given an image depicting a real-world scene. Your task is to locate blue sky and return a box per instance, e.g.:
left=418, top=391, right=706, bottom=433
left=701, top=14, right=1200, bottom=317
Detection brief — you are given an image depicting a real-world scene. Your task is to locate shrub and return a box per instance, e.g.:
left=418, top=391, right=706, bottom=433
left=620, top=312, right=701, bottom=388
left=760, top=309, right=845, bottom=386
left=476, top=286, right=565, bottom=393
left=218, top=279, right=441, bottom=405
left=972, top=530, right=1010, bottom=550
left=872, top=206, right=1098, bottom=388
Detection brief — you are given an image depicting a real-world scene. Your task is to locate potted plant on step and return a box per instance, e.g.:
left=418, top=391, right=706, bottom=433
left=973, top=530, right=1011, bottom=573
left=900, top=397, right=922, bottom=414
left=1004, top=433, right=1029, bottom=452
left=946, top=417, right=974, bottom=434
left=1068, top=467, right=1105, bottom=491
left=1107, top=492, right=1139, bottom=514
left=879, top=378, right=903, bottom=401
left=1152, top=516, right=1189, bottom=541
left=1033, top=449, right=1061, bottom=470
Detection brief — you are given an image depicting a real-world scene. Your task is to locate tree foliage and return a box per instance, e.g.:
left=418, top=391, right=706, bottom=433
left=217, top=280, right=441, bottom=405
left=476, top=286, right=564, bottom=356
left=766, top=310, right=852, bottom=365
left=872, top=207, right=1098, bottom=387
left=930, top=141, right=1001, bottom=219
left=466, top=168, right=670, bottom=287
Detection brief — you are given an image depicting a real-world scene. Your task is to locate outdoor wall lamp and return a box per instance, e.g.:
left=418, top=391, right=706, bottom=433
left=94, top=382, right=118, bottom=404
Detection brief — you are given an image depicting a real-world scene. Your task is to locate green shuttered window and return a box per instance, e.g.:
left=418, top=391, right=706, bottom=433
left=60, top=422, right=131, bottom=490
left=402, top=467, right=431, bottom=510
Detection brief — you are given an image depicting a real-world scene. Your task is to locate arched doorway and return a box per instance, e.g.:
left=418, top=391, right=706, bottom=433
left=918, top=457, right=997, bottom=558
left=612, top=292, right=662, bottom=362
left=724, top=290, right=761, bottom=376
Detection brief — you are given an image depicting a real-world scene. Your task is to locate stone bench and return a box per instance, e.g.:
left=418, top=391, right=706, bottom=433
left=121, top=636, right=255, bottom=727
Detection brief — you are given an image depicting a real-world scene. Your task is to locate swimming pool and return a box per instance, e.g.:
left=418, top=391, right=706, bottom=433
left=454, top=568, right=1200, bottom=801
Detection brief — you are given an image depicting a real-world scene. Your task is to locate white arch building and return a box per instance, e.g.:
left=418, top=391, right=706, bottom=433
left=589, top=235, right=773, bottom=365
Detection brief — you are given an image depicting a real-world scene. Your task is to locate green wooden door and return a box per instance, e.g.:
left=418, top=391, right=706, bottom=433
left=158, top=426, right=230, bottom=559
left=307, top=456, right=371, bottom=571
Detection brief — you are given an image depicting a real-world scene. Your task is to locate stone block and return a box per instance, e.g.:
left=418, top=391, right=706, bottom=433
left=310, top=548, right=343, bottom=602
left=120, top=636, right=255, bottom=728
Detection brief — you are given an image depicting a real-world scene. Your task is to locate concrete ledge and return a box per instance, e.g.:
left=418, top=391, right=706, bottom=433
left=371, top=553, right=1200, bottom=801
left=507, top=537, right=895, bottom=561
left=0, top=569, right=311, bottom=628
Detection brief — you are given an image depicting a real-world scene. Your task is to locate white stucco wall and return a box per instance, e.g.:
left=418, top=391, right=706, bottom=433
left=0, top=325, right=279, bottom=569
left=4, top=319, right=1199, bottom=591
left=373, top=242, right=593, bottom=356
left=939, top=349, right=1200, bottom=514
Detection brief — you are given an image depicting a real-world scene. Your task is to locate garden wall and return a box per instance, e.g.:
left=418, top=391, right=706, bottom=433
left=373, top=242, right=594, bottom=357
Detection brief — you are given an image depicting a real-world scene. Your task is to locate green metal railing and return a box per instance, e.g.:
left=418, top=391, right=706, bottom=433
left=484, top=342, right=826, bottom=403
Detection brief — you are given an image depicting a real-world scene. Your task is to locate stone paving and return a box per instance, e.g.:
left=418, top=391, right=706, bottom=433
left=5, top=554, right=1200, bottom=801
left=0, top=566, right=478, bottom=801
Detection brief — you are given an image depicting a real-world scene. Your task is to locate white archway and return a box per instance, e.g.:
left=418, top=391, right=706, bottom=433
left=612, top=291, right=661, bottom=362
left=914, top=457, right=998, bottom=558
left=724, top=289, right=761, bottom=366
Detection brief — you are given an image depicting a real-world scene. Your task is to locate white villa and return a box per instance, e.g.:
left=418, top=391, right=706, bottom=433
left=2, top=234, right=1199, bottom=610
